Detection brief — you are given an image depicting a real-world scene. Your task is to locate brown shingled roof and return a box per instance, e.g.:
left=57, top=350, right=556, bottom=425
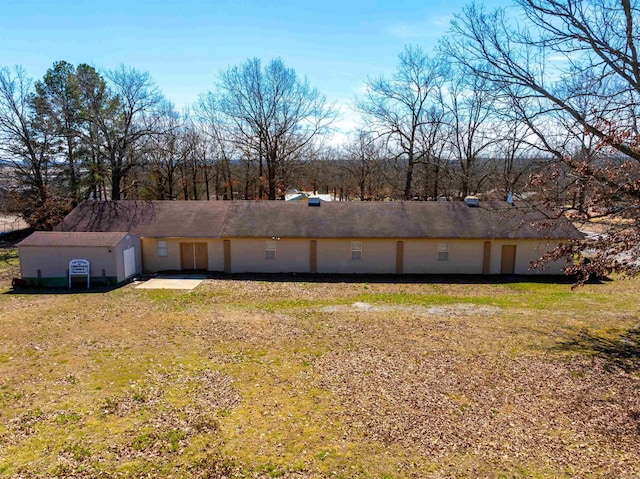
left=53, top=200, right=582, bottom=240
left=220, top=201, right=582, bottom=240
left=55, top=200, right=232, bottom=237
left=18, top=231, right=131, bottom=247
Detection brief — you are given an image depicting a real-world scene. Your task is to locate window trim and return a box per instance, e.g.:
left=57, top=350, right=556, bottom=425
left=351, top=241, right=362, bottom=260
left=437, top=242, right=449, bottom=261
left=157, top=240, right=168, bottom=257
left=265, top=240, right=276, bottom=259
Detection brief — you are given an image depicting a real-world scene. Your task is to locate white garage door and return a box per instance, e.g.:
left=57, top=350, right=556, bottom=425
left=123, top=246, right=136, bottom=279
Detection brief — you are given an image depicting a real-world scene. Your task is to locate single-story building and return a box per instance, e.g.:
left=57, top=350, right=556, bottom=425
left=215, top=200, right=580, bottom=275
left=17, top=199, right=583, bottom=285
left=18, top=231, right=142, bottom=287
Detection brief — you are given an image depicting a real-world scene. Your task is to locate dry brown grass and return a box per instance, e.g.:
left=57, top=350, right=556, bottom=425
left=0, top=269, right=639, bottom=478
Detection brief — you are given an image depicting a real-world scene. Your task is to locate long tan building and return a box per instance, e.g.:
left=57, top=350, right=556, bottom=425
left=18, top=199, right=583, bottom=286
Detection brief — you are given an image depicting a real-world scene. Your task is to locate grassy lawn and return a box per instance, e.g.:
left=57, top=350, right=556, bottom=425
left=0, top=246, right=18, bottom=284
left=0, top=260, right=639, bottom=477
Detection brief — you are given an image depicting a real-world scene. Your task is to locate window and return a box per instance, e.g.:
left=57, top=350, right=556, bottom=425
left=157, top=240, right=168, bottom=257
left=351, top=241, right=362, bottom=260
left=437, top=242, right=449, bottom=261
left=265, top=240, right=276, bottom=259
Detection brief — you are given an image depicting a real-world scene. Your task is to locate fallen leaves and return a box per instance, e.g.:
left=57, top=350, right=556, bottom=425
left=314, top=349, right=640, bottom=476
left=2, top=276, right=640, bottom=477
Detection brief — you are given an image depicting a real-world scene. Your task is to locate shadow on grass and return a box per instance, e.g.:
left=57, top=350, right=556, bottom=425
left=3, top=271, right=608, bottom=294
left=0, top=227, right=33, bottom=245
left=554, top=326, right=640, bottom=372
left=4, top=284, right=122, bottom=295
left=0, top=248, right=18, bottom=263
left=206, top=272, right=607, bottom=286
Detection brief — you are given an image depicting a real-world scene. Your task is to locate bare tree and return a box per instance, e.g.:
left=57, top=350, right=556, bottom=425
left=0, top=66, right=50, bottom=204
left=341, top=130, right=386, bottom=200
left=443, top=0, right=640, bottom=280
left=492, top=104, right=540, bottom=199
left=141, top=108, right=183, bottom=200
left=213, top=57, right=337, bottom=200
left=94, top=65, right=167, bottom=200
left=444, top=73, right=499, bottom=197
left=0, top=66, right=70, bottom=228
left=418, top=119, right=450, bottom=200
left=357, top=46, right=447, bottom=199
left=195, top=94, right=240, bottom=200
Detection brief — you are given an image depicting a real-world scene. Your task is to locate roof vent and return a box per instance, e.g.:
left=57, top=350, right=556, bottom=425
left=308, top=197, right=321, bottom=207
left=464, top=196, right=480, bottom=207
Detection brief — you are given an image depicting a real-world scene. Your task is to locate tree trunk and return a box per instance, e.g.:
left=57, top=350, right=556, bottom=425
left=404, top=154, right=414, bottom=200
left=111, top=175, right=121, bottom=200
left=67, top=136, right=78, bottom=202
left=258, top=154, right=265, bottom=199
left=267, top=154, right=277, bottom=200
left=204, top=164, right=211, bottom=200
left=461, top=177, right=469, bottom=198
left=192, top=169, right=199, bottom=200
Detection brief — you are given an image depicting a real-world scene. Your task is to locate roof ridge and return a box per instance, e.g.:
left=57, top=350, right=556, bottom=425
left=217, top=201, right=235, bottom=238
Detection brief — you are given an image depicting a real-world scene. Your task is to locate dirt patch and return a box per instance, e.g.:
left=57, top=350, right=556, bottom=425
left=319, top=302, right=501, bottom=316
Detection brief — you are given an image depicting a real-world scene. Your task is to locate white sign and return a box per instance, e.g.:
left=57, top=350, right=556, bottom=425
left=69, top=259, right=90, bottom=288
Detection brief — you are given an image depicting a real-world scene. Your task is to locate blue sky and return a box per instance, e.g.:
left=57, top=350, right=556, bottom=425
left=1, top=0, right=511, bottom=128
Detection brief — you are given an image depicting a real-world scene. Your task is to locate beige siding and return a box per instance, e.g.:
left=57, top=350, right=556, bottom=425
left=229, top=238, right=309, bottom=273
left=228, top=238, right=400, bottom=275
left=489, top=239, right=567, bottom=274
left=19, top=235, right=141, bottom=282
left=221, top=237, right=570, bottom=275
left=136, top=237, right=569, bottom=276
left=20, top=245, right=117, bottom=280
left=316, top=239, right=396, bottom=274
left=141, top=237, right=224, bottom=273
left=403, top=239, right=567, bottom=275
left=402, top=239, right=484, bottom=274
left=114, top=236, right=143, bottom=281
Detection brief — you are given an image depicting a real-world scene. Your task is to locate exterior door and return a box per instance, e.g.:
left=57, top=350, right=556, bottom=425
left=180, top=242, right=208, bottom=270
left=224, top=240, right=231, bottom=273
left=123, top=246, right=136, bottom=279
left=310, top=240, right=317, bottom=274
left=395, top=241, right=404, bottom=274
left=194, top=243, right=208, bottom=269
left=500, top=245, right=516, bottom=274
left=180, top=243, right=193, bottom=270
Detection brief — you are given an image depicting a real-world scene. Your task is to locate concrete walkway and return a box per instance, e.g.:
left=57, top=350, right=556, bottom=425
left=136, top=275, right=207, bottom=290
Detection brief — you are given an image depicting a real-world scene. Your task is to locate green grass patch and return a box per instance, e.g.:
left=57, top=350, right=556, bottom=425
left=0, top=247, right=18, bottom=267
left=0, top=246, right=19, bottom=284
left=1, top=275, right=639, bottom=477
left=356, top=291, right=501, bottom=306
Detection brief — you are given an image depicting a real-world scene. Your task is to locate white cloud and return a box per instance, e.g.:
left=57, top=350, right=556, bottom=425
left=387, top=23, right=421, bottom=40
left=325, top=99, right=362, bottom=146
left=431, top=14, right=454, bottom=27
left=386, top=15, right=454, bottom=40
left=354, top=81, right=370, bottom=96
